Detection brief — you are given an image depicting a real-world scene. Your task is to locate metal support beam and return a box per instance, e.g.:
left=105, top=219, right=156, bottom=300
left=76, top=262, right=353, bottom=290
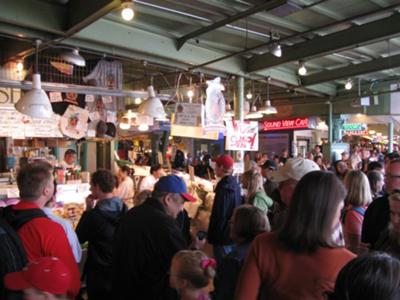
left=328, top=102, right=333, bottom=145
left=248, top=13, right=400, bottom=72
left=234, top=77, right=245, bottom=121
left=175, top=0, right=287, bottom=50
left=301, top=53, right=400, bottom=86
left=389, top=121, right=394, bottom=153
left=66, top=0, right=121, bottom=35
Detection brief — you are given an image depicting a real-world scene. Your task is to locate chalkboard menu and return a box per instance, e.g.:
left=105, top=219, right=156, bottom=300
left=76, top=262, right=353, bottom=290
left=0, top=107, right=63, bottom=139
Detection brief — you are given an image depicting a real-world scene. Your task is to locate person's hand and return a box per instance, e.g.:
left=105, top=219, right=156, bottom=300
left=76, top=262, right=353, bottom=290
left=85, top=194, right=96, bottom=211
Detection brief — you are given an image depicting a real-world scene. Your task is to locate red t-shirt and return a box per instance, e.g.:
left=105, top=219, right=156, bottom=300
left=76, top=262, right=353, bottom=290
left=13, top=201, right=80, bottom=298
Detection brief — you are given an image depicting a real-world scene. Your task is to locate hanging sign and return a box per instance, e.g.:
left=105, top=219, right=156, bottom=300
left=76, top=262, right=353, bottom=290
left=263, top=117, right=309, bottom=131
left=342, top=123, right=368, bottom=135
left=225, top=120, right=259, bottom=151
left=173, top=103, right=203, bottom=126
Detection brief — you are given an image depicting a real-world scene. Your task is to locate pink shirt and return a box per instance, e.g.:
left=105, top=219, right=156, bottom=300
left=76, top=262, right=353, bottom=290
left=343, top=205, right=367, bottom=237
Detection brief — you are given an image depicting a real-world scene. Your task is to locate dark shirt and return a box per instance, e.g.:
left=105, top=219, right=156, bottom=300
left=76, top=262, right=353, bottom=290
left=373, top=229, right=400, bottom=260
left=112, top=198, right=187, bottom=300
left=361, top=195, right=390, bottom=247
left=208, top=175, right=242, bottom=246
left=213, top=242, right=251, bottom=300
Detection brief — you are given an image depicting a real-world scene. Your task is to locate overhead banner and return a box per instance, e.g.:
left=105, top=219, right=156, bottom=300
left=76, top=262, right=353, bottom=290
left=225, top=120, right=259, bottom=151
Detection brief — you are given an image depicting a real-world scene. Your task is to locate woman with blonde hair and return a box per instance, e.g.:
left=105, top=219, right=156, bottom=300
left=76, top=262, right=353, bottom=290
left=342, top=170, right=372, bottom=254
left=241, top=169, right=273, bottom=214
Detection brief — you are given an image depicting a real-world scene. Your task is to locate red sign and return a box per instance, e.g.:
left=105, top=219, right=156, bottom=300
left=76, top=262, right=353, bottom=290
left=263, top=117, right=309, bottom=131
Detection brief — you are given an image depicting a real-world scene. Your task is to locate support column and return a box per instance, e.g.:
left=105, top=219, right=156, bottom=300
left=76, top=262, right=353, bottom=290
left=389, top=121, right=394, bottom=153
left=328, top=102, right=333, bottom=145
left=233, top=76, right=244, bottom=173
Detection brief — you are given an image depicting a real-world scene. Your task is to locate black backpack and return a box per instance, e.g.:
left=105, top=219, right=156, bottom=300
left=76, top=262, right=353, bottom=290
left=0, top=207, right=47, bottom=299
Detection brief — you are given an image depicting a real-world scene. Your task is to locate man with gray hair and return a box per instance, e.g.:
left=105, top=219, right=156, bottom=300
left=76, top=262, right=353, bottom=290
left=373, top=191, right=400, bottom=259
left=112, top=175, right=196, bottom=300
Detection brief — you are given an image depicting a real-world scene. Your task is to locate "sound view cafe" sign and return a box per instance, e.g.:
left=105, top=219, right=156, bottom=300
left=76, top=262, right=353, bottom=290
left=263, top=117, right=311, bottom=131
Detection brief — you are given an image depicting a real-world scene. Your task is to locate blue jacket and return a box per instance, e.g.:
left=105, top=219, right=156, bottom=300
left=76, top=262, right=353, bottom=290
left=208, top=175, right=242, bottom=246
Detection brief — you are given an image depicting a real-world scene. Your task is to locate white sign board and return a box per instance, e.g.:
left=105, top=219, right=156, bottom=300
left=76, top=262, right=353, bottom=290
left=0, top=107, right=63, bottom=138
left=225, top=120, right=259, bottom=151
left=174, top=103, right=203, bottom=126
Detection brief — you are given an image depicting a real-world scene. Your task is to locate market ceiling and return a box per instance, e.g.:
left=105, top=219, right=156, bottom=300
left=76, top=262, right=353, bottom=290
left=1, top=0, right=400, bottom=105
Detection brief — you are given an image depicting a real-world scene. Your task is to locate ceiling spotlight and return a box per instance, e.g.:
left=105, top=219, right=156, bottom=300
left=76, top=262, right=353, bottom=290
left=60, top=49, right=86, bottom=67
left=298, top=62, right=307, bottom=76
left=134, top=97, right=142, bottom=105
left=345, top=78, right=353, bottom=90
left=137, top=85, right=166, bottom=119
left=16, top=60, right=24, bottom=72
left=246, top=91, right=253, bottom=100
left=121, top=1, right=134, bottom=21
left=271, top=44, right=282, bottom=58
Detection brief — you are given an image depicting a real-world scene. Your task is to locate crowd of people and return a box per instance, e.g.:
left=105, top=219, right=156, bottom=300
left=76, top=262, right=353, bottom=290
left=1, top=142, right=400, bottom=300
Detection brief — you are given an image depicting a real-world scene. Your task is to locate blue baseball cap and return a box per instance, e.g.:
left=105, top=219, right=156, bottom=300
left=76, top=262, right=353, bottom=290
left=154, top=175, right=196, bottom=202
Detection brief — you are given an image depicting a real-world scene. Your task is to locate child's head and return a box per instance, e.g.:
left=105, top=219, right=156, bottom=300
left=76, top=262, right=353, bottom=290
left=170, top=250, right=216, bottom=292
left=4, top=256, right=71, bottom=300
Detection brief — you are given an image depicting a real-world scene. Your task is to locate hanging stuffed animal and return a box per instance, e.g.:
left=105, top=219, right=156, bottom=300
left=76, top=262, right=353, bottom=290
left=205, top=77, right=225, bottom=129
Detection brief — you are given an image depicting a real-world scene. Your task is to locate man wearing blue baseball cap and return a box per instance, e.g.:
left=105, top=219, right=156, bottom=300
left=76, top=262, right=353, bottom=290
left=112, top=175, right=196, bottom=300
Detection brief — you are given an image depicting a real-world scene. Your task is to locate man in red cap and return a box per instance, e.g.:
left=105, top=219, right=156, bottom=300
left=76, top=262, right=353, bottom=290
left=4, top=256, right=72, bottom=300
left=208, top=154, right=242, bottom=264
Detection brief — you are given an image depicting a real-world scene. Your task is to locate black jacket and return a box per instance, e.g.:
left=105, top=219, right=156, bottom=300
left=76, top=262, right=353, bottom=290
left=112, top=198, right=187, bottom=300
left=76, top=197, right=127, bottom=298
left=208, top=175, right=242, bottom=246
left=361, top=195, right=389, bottom=247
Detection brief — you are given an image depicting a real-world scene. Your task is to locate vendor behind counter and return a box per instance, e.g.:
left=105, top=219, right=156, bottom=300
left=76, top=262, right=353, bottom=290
left=60, top=149, right=81, bottom=171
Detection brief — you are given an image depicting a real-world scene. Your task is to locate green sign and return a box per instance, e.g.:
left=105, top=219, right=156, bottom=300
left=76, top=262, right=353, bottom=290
left=342, top=123, right=367, bottom=132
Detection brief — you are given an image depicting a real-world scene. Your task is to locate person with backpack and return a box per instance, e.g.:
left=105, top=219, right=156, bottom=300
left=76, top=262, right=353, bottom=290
left=342, top=170, right=372, bottom=254
left=75, top=169, right=127, bottom=300
left=2, top=162, right=80, bottom=299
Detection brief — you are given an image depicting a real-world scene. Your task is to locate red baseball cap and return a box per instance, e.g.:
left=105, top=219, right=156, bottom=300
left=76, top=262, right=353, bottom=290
left=4, top=257, right=71, bottom=295
left=214, top=155, right=234, bottom=169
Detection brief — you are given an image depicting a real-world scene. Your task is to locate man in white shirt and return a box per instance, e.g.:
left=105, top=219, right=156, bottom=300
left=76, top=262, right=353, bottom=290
left=116, top=165, right=134, bottom=203
left=139, top=164, right=163, bottom=192
left=43, top=187, right=82, bottom=263
left=60, top=149, right=81, bottom=170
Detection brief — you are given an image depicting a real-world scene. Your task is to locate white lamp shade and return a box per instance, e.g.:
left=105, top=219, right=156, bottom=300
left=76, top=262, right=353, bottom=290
left=60, top=49, right=86, bottom=67
left=138, top=86, right=166, bottom=119
left=258, top=100, right=277, bottom=114
left=15, top=74, right=53, bottom=119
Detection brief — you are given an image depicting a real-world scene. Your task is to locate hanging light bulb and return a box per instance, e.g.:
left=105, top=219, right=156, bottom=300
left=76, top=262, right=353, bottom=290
left=121, top=1, right=134, bottom=21
left=258, top=78, right=277, bottom=115
left=119, top=117, right=131, bottom=130
left=345, top=78, right=353, bottom=90
left=271, top=44, right=282, bottom=57
left=138, top=124, right=149, bottom=131
left=298, top=61, right=307, bottom=76
left=187, top=89, right=194, bottom=99
left=134, top=97, right=142, bottom=105
left=246, top=90, right=253, bottom=100
left=16, top=60, right=24, bottom=72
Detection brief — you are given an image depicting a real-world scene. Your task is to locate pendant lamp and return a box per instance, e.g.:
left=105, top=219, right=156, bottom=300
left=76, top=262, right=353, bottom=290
left=138, top=85, right=166, bottom=120
left=60, top=49, right=86, bottom=67
left=15, top=40, right=53, bottom=119
left=258, top=79, right=277, bottom=115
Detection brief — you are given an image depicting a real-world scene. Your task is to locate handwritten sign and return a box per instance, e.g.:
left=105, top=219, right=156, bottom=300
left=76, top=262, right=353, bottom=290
left=225, top=120, right=259, bottom=151
left=263, top=117, right=309, bottom=131
left=0, top=107, right=62, bottom=138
